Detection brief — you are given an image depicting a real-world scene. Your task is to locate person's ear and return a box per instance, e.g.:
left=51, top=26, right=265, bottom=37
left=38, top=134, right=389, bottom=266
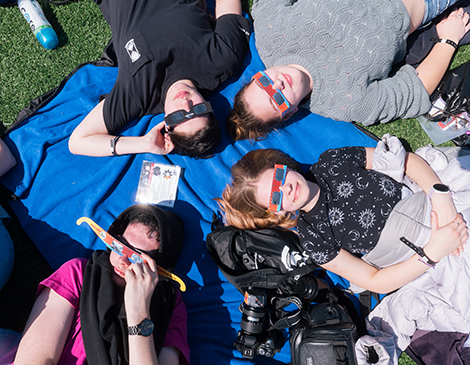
left=282, top=106, right=299, bottom=121
left=164, top=134, right=175, bottom=154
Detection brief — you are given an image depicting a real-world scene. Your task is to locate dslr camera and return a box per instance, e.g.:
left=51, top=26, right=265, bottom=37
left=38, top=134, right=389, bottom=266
left=234, top=289, right=285, bottom=359
left=234, top=275, right=329, bottom=359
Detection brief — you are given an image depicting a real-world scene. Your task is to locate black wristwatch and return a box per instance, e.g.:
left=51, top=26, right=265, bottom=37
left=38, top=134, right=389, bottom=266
left=428, top=183, right=450, bottom=199
left=128, top=318, right=154, bottom=336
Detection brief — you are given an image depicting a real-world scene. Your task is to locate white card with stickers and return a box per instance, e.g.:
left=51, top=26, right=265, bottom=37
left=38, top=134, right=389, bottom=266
left=136, top=161, right=181, bottom=207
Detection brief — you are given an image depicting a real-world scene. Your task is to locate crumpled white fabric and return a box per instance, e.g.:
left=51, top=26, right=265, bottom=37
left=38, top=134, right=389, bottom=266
left=355, top=334, right=394, bottom=365
left=372, top=134, right=407, bottom=183
left=355, top=136, right=470, bottom=365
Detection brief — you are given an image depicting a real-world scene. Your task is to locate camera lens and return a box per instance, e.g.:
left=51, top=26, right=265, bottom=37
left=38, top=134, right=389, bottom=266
left=240, top=289, right=267, bottom=335
left=295, top=275, right=318, bottom=300
left=240, top=305, right=265, bottom=334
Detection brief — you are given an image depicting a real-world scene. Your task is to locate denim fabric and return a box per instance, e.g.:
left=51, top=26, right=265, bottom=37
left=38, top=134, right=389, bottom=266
left=421, top=0, right=461, bottom=27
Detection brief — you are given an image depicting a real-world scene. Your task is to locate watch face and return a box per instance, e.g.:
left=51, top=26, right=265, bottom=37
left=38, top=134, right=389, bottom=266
left=433, top=183, right=449, bottom=193
left=139, top=319, right=154, bottom=336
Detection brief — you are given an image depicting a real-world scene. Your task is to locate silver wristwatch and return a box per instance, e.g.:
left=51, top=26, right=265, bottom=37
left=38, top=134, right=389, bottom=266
left=128, top=318, right=154, bottom=337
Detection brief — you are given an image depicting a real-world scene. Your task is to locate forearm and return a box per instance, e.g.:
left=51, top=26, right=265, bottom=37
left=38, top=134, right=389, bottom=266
left=128, top=334, right=159, bottom=365
left=324, top=250, right=430, bottom=294
left=365, top=254, right=431, bottom=293
left=325, top=217, right=467, bottom=294
left=416, top=42, right=455, bottom=94
left=404, top=152, right=457, bottom=226
left=364, top=213, right=466, bottom=293
left=69, top=100, right=171, bottom=156
left=416, top=8, right=470, bottom=94
left=70, top=133, right=149, bottom=157
left=404, top=152, right=441, bottom=192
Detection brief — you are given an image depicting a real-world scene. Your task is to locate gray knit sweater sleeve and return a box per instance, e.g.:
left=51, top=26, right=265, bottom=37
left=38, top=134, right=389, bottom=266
left=252, top=0, right=432, bottom=126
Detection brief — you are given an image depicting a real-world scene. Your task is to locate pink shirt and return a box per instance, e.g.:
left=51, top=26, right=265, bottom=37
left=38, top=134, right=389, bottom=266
left=38, top=258, right=190, bottom=365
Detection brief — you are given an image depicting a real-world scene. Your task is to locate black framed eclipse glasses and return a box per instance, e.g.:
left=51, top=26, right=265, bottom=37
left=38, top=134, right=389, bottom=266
left=163, top=101, right=213, bottom=132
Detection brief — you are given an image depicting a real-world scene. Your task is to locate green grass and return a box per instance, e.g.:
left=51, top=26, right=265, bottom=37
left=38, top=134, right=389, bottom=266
left=0, top=0, right=111, bottom=129
left=1, top=1, right=469, bottom=363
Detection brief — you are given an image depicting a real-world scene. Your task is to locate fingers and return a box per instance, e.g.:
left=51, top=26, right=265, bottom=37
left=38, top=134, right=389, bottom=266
left=438, top=8, right=470, bottom=43
left=147, top=121, right=174, bottom=155
left=451, top=7, right=466, bottom=19
left=454, top=8, right=470, bottom=27
left=156, top=120, right=167, bottom=132
left=139, top=252, right=158, bottom=272
left=125, top=253, right=159, bottom=283
left=449, top=215, right=469, bottom=257
left=456, top=8, right=470, bottom=32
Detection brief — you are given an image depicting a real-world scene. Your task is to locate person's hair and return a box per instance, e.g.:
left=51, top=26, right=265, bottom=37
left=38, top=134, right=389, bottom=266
left=109, top=204, right=185, bottom=267
left=128, top=211, right=161, bottom=243
left=226, top=82, right=282, bottom=141
left=216, top=149, right=301, bottom=230
left=169, top=113, right=221, bottom=157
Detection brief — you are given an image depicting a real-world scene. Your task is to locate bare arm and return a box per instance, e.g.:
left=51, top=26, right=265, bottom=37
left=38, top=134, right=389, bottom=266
left=68, top=100, right=174, bottom=157
left=14, top=288, right=75, bottom=365
left=215, top=0, right=242, bottom=19
left=366, top=146, right=465, bottom=258
left=366, top=147, right=457, bottom=227
left=125, top=253, right=180, bottom=365
left=322, top=211, right=468, bottom=294
left=416, top=8, right=470, bottom=94
left=0, top=138, right=16, bottom=177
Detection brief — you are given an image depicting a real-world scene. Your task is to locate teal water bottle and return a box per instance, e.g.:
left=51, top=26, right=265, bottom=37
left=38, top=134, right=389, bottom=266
left=17, top=0, right=59, bottom=50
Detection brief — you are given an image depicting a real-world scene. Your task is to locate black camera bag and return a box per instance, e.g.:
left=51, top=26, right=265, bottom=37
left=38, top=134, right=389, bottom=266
left=290, top=291, right=358, bottom=365
left=206, top=214, right=366, bottom=361
left=205, top=213, right=321, bottom=296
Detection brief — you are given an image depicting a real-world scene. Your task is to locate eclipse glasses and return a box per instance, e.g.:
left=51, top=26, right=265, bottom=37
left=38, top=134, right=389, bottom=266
left=163, top=101, right=213, bottom=131
left=253, top=71, right=290, bottom=115
left=77, top=216, right=186, bottom=291
left=267, top=164, right=287, bottom=212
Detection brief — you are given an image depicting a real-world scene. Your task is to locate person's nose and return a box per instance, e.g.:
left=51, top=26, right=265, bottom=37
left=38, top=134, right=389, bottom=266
left=279, top=183, right=292, bottom=199
left=117, top=254, right=131, bottom=266
left=272, top=78, right=285, bottom=91
left=180, top=98, right=193, bottom=112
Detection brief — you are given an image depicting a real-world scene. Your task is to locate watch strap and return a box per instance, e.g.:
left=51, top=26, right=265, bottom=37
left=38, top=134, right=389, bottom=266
left=128, top=325, right=140, bottom=336
left=428, top=183, right=451, bottom=200
left=399, top=237, right=438, bottom=267
left=110, top=135, right=122, bottom=156
left=128, top=318, right=154, bottom=336
left=430, top=38, right=458, bottom=50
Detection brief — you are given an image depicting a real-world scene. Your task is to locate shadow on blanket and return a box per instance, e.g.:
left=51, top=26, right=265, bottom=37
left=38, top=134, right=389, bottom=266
left=0, top=34, right=376, bottom=364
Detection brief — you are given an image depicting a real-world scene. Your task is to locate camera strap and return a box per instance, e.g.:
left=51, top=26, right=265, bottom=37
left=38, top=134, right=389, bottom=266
left=268, top=296, right=303, bottom=330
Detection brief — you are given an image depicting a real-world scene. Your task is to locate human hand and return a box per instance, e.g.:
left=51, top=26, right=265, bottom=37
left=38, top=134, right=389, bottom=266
left=424, top=211, right=468, bottom=261
left=142, top=121, right=175, bottom=155
left=436, top=8, right=470, bottom=44
left=124, top=252, right=159, bottom=326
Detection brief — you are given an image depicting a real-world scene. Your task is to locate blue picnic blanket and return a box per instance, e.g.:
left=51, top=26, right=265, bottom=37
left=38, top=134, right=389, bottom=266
left=0, top=33, right=376, bottom=364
